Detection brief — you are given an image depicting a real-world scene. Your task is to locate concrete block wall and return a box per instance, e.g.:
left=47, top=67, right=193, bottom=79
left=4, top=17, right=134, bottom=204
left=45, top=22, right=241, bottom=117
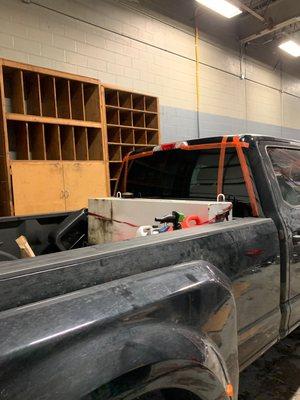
left=0, top=0, right=299, bottom=142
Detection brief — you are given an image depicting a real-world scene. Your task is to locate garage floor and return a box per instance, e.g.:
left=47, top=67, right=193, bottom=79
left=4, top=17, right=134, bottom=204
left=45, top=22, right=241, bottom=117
left=239, top=329, right=300, bottom=399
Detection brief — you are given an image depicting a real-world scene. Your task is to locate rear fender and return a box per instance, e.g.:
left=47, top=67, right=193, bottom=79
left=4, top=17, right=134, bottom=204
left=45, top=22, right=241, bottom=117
left=86, top=327, right=232, bottom=400
left=0, top=261, right=238, bottom=400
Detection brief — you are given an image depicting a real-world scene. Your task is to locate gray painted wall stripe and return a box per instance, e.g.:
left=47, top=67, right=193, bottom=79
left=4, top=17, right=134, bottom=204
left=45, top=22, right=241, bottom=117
left=160, top=105, right=299, bottom=142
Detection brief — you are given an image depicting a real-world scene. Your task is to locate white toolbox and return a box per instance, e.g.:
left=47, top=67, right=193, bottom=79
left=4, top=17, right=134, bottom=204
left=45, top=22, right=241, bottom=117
left=88, top=197, right=232, bottom=245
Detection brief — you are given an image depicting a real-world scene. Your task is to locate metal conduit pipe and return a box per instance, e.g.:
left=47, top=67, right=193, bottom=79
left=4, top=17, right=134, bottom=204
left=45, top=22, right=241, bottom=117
left=231, top=0, right=266, bottom=22
left=194, top=9, right=201, bottom=139
left=241, top=16, right=300, bottom=44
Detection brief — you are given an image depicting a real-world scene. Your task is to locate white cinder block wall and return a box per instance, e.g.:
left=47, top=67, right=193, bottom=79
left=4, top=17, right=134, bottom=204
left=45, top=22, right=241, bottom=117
left=0, top=0, right=299, bottom=141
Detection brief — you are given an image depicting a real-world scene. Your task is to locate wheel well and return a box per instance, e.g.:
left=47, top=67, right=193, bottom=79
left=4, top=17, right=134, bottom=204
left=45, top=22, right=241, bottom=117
left=162, top=388, right=202, bottom=400
left=114, top=364, right=152, bottom=387
left=85, top=365, right=151, bottom=399
left=125, top=388, right=202, bottom=399
left=85, top=387, right=201, bottom=400
left=84, top=366, right=203, bottom=400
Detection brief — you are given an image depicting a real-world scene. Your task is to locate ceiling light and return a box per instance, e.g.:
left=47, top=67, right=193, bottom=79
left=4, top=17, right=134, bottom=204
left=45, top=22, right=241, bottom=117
left=196, top=0, right=242, bottom=19
left=279, top=40, right=300, bottom=58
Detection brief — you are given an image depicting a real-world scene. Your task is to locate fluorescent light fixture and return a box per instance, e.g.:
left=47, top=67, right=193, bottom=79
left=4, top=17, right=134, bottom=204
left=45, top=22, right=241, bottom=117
left=279, top=40, right=300, bottom=57
left=196, top=0, right=242, bottom=18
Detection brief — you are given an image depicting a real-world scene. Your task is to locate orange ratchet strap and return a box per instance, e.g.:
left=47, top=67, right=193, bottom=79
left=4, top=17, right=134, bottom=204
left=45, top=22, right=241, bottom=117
left=217, top=135, right=228, bottom=195
left=233, top=136, right=259, bottom=217
left=182, top=141, right=249, bottom=150
left=126, top=150, right=154, bottom=160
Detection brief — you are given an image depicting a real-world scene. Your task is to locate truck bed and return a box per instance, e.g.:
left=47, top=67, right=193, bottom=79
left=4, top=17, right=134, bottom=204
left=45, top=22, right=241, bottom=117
left=0, top=217, right=277, bottom=312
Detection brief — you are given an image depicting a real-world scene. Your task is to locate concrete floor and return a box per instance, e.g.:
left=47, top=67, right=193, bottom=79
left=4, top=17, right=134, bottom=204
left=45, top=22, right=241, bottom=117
left=239, top=329, right=300, bottom=399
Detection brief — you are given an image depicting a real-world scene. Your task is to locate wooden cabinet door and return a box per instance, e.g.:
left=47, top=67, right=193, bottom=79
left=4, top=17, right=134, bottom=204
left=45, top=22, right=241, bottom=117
left=11, top=161, right=65, bottom=215
left=63, top=161, right=108, bottom=211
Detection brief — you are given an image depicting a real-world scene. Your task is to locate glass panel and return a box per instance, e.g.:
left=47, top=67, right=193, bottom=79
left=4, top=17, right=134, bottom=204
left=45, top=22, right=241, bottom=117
left=268, top=147, right=300, bottom=206
left=126, top=148, right=257, bottom=217
left=127, top=149, right=217, bottom=199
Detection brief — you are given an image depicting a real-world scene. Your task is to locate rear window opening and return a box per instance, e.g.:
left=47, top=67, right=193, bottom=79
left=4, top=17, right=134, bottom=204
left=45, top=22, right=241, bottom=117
left=120, top=148, right=261, bottom=218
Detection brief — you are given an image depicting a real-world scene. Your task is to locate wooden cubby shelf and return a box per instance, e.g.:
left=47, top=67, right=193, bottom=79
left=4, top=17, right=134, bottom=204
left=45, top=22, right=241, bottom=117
left=0, top=59, right=108, bottom=216
left=3, top=64, right=101, bottom=123
left=121, top=128, right=134, bottom=144
left=102, top=85, right=160, bottom=194
left=7, top=122, right=103, bottom=162
left=0, top=59, right=161, bottom=214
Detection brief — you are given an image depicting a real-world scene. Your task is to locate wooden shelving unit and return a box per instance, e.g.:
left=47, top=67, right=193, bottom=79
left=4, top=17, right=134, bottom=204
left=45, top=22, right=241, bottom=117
left=0, top=59, right=161, bottom=215
left=0, top=59, right=109, bottom=216
left=102, top=85, right=160, bottom=194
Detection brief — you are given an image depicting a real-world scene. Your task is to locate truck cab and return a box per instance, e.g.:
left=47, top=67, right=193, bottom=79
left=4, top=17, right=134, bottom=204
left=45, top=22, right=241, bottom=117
left=117, top=134, right=300, bottom=341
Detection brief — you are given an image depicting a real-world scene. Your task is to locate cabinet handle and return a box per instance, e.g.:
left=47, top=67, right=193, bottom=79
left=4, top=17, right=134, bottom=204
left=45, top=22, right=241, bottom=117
left=65, top=190, right=70, bottom=199
left=60, top=190, right=65, bottom=199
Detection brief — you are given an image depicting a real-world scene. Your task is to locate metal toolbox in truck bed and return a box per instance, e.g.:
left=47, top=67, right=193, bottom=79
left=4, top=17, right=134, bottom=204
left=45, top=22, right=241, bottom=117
left=88, top=197, right=232, bottom=244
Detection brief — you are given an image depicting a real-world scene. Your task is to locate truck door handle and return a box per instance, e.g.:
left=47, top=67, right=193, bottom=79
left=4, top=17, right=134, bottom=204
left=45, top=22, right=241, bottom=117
left=292, top=234, right=300, bottom=244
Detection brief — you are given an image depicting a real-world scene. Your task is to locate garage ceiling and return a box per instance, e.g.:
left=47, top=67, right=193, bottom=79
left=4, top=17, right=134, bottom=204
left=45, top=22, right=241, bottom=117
left=137, top=0, right=300, bottom=78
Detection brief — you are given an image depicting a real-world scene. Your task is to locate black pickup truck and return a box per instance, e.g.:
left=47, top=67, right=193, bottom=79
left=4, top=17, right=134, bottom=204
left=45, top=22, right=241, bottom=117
left=0, top=134, right=299, bottom=400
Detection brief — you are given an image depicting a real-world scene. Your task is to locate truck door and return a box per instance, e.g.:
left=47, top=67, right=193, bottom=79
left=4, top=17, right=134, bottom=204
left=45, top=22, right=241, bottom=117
left=267, top=146, right=300, bottom=330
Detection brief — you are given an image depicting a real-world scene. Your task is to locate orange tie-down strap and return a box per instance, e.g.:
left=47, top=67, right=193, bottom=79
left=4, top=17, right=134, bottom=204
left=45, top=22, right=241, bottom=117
left=217, top=135, right=228, bottom=195
left=126, top=150, right=154, bottom=160
left=123, top=136, right=259, bottom=217
left=125, top=140, right=250, bottom=161
left=233, top=136, right=259, bottom=217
